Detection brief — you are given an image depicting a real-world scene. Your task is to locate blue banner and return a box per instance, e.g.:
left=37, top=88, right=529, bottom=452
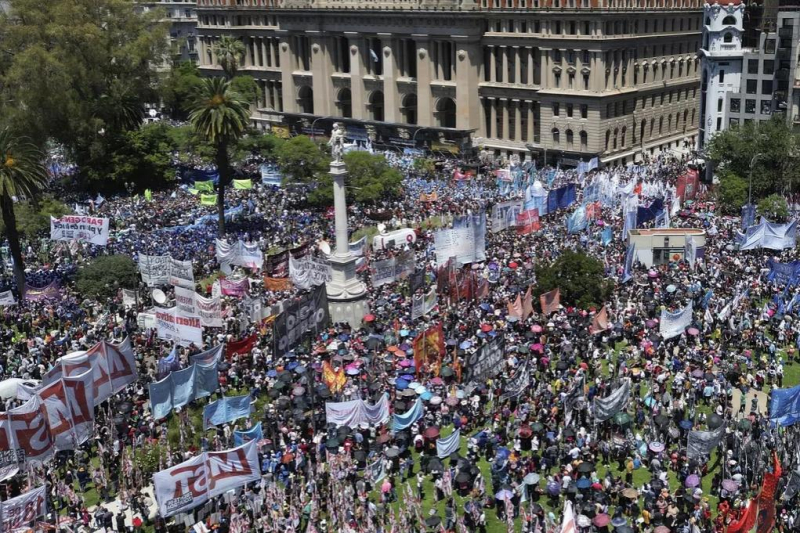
left=567, top=205, right=588, bottom=234
left=622, top=243, right=636, bottom=283
left=741, top=204, right=756, bottom=229
left=547, top=184, right=576, bottom=213
left=771, top=384, right=800, bottom=426
left=436, top=428, right=461, bottom=458
left=601, top=227, right=613, bottom=246
left=637, top=198, right=664, bottom=228
left=203, top=394, right=253, bottom=430
left=149, top=359, right=220, bottom=420
left=233, top=422, right=263, bottom=446
left=767, top=259, right=800, bottom=286
left=392, top=398, right=424, bottom=432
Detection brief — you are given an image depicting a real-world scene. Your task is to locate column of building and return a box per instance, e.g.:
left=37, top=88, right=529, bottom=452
left=415, top=37, right=432, bottom=126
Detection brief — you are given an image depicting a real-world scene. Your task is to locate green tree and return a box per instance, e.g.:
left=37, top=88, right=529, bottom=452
left=716, top=169, right=748, bottom=215
left=534, top=250, right=613, bottom=309
left=706, top=116, right=800, bottom=199
left=0, top=129, right=49, bottom=296
left=106, top=122, right=177, bottom=192
left=309, top=151, right=403, bottom=206
left=213, top=36, right=245, bottom=80
left=276, top=136, right=330, bottom=184
left=6, top=197, right=71, bottom=238
left=76, top=255, right=139, bottom=299
left=229, top=76, right=261, bottom=106
left=189, top=78, right=250, bottom=236
left=0, top=0, right=169, bottom=189
left=161, top=61, right=204, bottom=120
left=166, top=124, right=216, bottom=165
left=758, top=193, right=790, bottom=221
left=234, top=131, right=283, bottom=163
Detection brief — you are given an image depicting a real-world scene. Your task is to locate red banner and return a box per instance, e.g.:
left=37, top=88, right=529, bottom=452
left=676, top=168, right=699, bottom=202
left=516, top=209, right=541, bottom=235
left=226, top=334, right=258, bottom=360
left=413, top=324, right=445, bottom=376
left=540, top=288, right=561, bottom=315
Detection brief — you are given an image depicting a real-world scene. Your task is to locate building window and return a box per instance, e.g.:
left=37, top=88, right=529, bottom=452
left=580, top=131, right=588, bottom=150
left=747, top=59, right=759, bottom=74
left=555, top=73, right=561, bottom=87
left=553, top=103, right=560, bottom=116
left=761, top=100, right=772, bottom=115
left=722, top=15, right=736, bottom=25
left=717, top=98, right=723, bottom=112
left=729, top=118, right=739, bottom=127
left=580, top=104, right=588, bottom=118
left=765, top=39, right=776, bottom=54
left=730, top=98, right=740, bottom=112
left=552, top=128, right=560, bottom=145
left=762, top=79, right=773, bottom=94
left=763, top=60, right=775, bottom=74
left=723, top=32, right=733, bottom=43
left=583, top=74, right=590, bottom=90
left=746, top=79, right=757, bottom=94
left=605, top=130, right=611, bottom=151
left=553, top=50, right=562, bottom=64
left=745, top=99, right=756, bottom=113
left=717, top=117, right=722, bottom=130
left=718, top=70, right=725, bottom=83
left=567, top=103, right=574, bottom=117
left=566, top=129, right=574, bottom=149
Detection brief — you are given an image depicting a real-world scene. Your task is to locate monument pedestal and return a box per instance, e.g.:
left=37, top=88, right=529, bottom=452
left=325, top=159, right=368, bottom=328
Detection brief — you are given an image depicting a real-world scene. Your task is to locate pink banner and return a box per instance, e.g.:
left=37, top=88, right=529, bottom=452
left=220, top=278, right=250, bottom=297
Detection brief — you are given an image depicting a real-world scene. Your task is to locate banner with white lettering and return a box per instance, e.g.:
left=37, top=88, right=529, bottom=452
left=0, top=291, right=15, bottom=306
left=461, top=337, right=505, bottom=385
left=8, top=396, right=54, bottom=465
left=174, top=286, right=197, bottom=315
left=139, top=254, right=171, bottom=287
left=216, top=239, right=264, bottom=273
left=169, top=258, right=195, bottom=289
left=38, top=374, right=95, bottom=451
left=122, top=289, right=137, bottom=308
left=272, top=285, right=330, bottom=357
left=156, top=307, right=204, bottom=348
left=196, top=294, right=223, bottom=328
left=153, top=440, right=260, bottom=517
left=50, top=216, right=109, bottom=245
left=289, top=254, right=332, bottom=290
left=0, top=485, right=47, bottom=532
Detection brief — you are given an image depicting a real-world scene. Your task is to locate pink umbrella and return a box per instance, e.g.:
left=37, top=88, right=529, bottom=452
left=532, top=343, right=544, bottom=353
left=430, top=377, right=444, bottom=386
left=687, top=327, right=699, bottom=336
left=399, top=359, right=413, bottom=368
left=531, top=325, right=543, bottom=333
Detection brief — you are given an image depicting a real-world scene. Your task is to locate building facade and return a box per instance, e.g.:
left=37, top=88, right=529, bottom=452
left=196, top=0, right=703, bottom=165
left=138, top=0, right=199, bottom=64
left=700, top=3, right=800, bottom=145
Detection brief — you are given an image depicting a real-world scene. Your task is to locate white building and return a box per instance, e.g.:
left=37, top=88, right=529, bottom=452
left=698, top=0, right=745, bottom=148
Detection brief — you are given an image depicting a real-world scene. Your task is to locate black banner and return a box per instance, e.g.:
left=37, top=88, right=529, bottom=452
left=266, top=251, right=289, bottom=278
left=410, top=269, right=426, bottom=294
left=461, top=337, right=505, bottom=384
left=273, top=285, right=330, bottom=357
left=500, top=362, right=530, bottom=401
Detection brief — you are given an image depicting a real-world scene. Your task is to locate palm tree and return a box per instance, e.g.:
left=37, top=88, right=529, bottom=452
left=189, top=77, right=250, bottom=236
left=0, top=129, right=48, bottom=297
left=213, top=36, right=245, bottom=80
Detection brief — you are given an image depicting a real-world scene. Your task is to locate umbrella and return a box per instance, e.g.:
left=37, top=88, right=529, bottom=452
left=292, top=386, right=305, bottom=396
left=546, top=482, right=561, bottom=496
left=325, top=438, right=340, bottom=449
left=385, top=447, right=400, bottom=458
left=423, top=426, right=440, bottom=439
left=687, top=327, right=699, bottom=336
left=722, top=479, right=739, bottom=492
left=576, top=478, right=591, bottom=489
left=523, top=473, right=540, bottom=485
left=396, top=379, right=409, bottom=390
left=679, top=419, right=694, bottom=430
left=446, top=338, right=458, bottom=347
left=425, top=458, right=444, bottom=473
left=614, top=412, right=632, bottom=426
left=685, top=474, right=700, bottom=488
left=654, top=414, right=670, bottom=428
left=666, top=284, right=677, bottom=293
left=645, top=319, right=657, bottom=328
left=593, top=514, right=610, bottom=527
left=738, top=419, right=752, bottom=430
left=364, top=314, right=376, bottom=322
left=649, top=442, right=665, bottom=453
left=440, top=367, right=454, bottom=377
left=424, top=516, right=441, bottom=528
left=577, top=462, right=594, bottom=474
left=495, top=489, right=514, bottom=500
left=611, top=516, right=628, bottom=527
left=532, top=325, right=542, bottom=333
left=577, top=515, right=592, bottom=528
left=622, top=487, right=639, bottom=499
left=707, top=413, right=723, bottom=429
left=430, top=396, right=442, bottom=405
left=459, top=340, right=472, bottom=350
left=445, top=396, right=459, bottom=406
left=616, top=526, right=634, bottom=533
left=430, top=377, right=444, bottom=386
left=654, top=527, right=671, bottom=533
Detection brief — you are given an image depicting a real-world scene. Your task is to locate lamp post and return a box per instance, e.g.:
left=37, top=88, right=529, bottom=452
left=311, top=116, right=332, bottom=142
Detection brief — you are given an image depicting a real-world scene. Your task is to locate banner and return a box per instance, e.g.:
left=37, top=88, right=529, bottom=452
left=767, top=259, right=800, bottom=286
left=0, top=291, right=14, bottom=306
left=770, top=384, right=800, bottom=426
left=349, top=237, right=366, bottom=257
left=546, top=184, right=577, bottom=213
left=371, top=257, right=398, bottom=287
left=391, top=398, right=424, bottom=432
left=203, top=395, right=252, bottom=430
left=7, top=396, right=54, bottom=465
left=50, top=216, right=109, bottom=245
left=233, top=422, right=263, bottom=446
left=216, top=239, right=264, bottom=272
left=289, top=254, right=331, bottom=290
left=0, top=485, right=47, bottom=532
left=540, top=288, right=561, bottom=315
left=139, top=254, right=171, bottom=286
left=196, top=293, right=223, bottom=328
left=200, top=194, right=216, bottom=206
left=594, top=379, right=631, bottom=421
left=452, top=212, right=487, bottom=263
left=272, top=285, right=330, bottom=357
left=461, top=337, right=505, bottom=384
left=436, top=429, right=461, bottom=458
left=622, top=242, right=636, bottom=283
left=500, top=363, right=530, bottom=401
left=660, top=301, right=693, bottom=339
left=687, top=425, right=726, bottom=459
left=169, top=258, right=195, bottom=289
left=156, top=307, right=204, bottom=348
left=516, top=209, right=541, bottom=235
left=154, top=440, right=260, bottom=517
left=411, top=288, right=438, bottom=320
left=413, top=324, right=445, bottom=375
left=324, top=395, right=391, bottom=428
left=264, top=277, right=293, bottom=292
left=232, top=179, right=252, bottom=190
left=226, top=334, right=257, bottom=360
left=24, top=282, right=62, bottom=302
left=195, top=180, right=214, bottom=192
left=220, top=278, right=250, bottom=297
left=150, top=360, right=219, bottom=420
left=589, top=307, right=610, bottom=334
left=122, top=289, right=137, bottom=308
left=739, top=218, right=797, bottom=251
left=491, top=200, right=524, bottom=232
left=39, top=373, right=95, bottom=450
left=265, top=251, right=289, bottom=278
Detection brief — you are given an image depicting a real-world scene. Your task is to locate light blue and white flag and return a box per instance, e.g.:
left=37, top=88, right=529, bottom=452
left=436, top=429, right=462, bottom=458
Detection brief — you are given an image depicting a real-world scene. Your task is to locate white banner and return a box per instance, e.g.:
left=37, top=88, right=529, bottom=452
left=216, top=239, right=264, bottom=273
left=156, top=307, right=204, bottom=348
left=434, top=227, right=477, bottom=267
left=50, top=216, right=109, bottom=245
left=154, top=440, right=260, bottom=517
left=174, top=287, right=223, bottom=328
left=174, top=285, right=197, bottom=315
left=137, top=311, right=157, bottom=331
left=660, top=300, right=693, bottom=339
left=289, top=254, right=331, bottom=290
left=122, top=289, right=137, bottom=308
left=0, top=485, right=46, bottom=532
left=8, top=396, right=54, bottom=465
left=139, top=254, right=171, bottom=287
left=169, top=258, right=195, bottom=289
left=0, top=291, right=14, bottom=306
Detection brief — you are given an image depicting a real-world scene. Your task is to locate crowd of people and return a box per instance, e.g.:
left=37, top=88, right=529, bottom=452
left=0, top=142, right=798, bottom=533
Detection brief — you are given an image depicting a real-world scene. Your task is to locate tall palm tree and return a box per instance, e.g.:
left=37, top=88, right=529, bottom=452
left=213, top=36, right=245, bottom=80
left=0, top=129, right=48, bottom=297
left=189, top=77, right=250, bottom=236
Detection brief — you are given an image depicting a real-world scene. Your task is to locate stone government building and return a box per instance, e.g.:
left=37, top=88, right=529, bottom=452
left=196, top=0, right=703, bottom=166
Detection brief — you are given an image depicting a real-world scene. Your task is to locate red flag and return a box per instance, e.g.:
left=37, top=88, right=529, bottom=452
left=522, top=287, right=533, bottom=321
left=540, top=288, right=561, bottom=315
left=729, top=452, right=781, bottom=533
left=589, top=306, right=609, bottom=334
left=413, top=324, right=445, bottom=376
left=516, top=209, right=541, bottom=235
left=226, top=334, right=258, bottom=359
left=507, top=294, right=523, bottom=319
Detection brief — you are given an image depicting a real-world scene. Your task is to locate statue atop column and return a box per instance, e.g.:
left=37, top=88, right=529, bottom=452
left=329, top=122, right=345, bottom=163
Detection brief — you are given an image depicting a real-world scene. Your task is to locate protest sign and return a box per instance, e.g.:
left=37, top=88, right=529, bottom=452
left=461, top=337, right=505, bottom=384
left=50, top=216, right=109, bottom=245
left=289, top=254, right=331, bottom=290
left=156, top=307, right=204, bottom=348
left=24, top=282, right=62, bottom=302
left=169, top=258, right=195, bottom=289
left=0, top=485, right=47, bottom=532
left=139, top=254, right=171, bottom=286
left=220, top=278, right=249, bottom=297
left=0, top=291, right=14, bottom=306
left=272, top=285, right=330, bottom=357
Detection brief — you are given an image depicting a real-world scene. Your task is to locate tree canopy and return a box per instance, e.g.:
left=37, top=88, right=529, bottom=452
left=276, top=136, right=330, bottom=184
left=76, top=255, right=139, bottom=299
left=706, top=116, right=800, bottom=210
left=534, top=250, right=613, bottom=309
left=309, top=151, right=403, bottom=206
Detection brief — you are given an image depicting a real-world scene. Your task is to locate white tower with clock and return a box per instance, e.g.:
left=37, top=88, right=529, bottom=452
left=699, top=0, right=745, bottom=148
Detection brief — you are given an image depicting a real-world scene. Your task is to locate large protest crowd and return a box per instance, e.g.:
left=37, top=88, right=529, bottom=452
left=0, top=140, right=798, bottom=533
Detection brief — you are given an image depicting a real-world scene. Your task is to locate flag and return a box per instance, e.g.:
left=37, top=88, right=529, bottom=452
left=410, top=269, right=426, bottom=294
left=685, top=235, right=698, bottom=268
left=589, top=306, right=609, bottom=334
left=226, top=334, right=257, bottom=359
left=144, top=189, right=153, bottom=202
left=540, top=288, right=560, bottom=315
left=559, top=500, right=576, bottom=533
left=201, top=194, right=216, bottom=206
left=728, top=452, right=781, bottom=533
left=522, top=286, right=533, bottom=321
left=413, top=324, right=445, bottom=376
left=594, top=379, right=631, bottom=421
left=233, top=179, right=252, bottom=190
left=370, top=48, right=379, bottom=63
left=686, top=425, right=726, bottom=459
left=622, top=242, right=635, bottom=283
left=507, top=294, right=523, bottom=319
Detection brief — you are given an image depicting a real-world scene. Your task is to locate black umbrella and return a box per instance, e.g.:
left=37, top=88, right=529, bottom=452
left=385, top=447, right=400, bottom=458
left=577, top=462, right=595, bottom=473
left=708, top=413, right=723, bottom=430
left=425, top=458, right=444, bottom=473
left=654, top=414, right=670, bottom=428
left=455, top=472, right=471, bottom=484
left=325, top=438, right=340, bottom=449
left=425, top=516, right=441, bottom=528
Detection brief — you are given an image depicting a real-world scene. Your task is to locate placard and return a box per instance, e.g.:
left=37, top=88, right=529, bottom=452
left=50, top=216, right=109, bottom=245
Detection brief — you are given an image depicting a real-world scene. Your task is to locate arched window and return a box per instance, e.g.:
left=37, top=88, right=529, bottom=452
left=566, top=129, right=574, bottom=149
left=640, top=119, right=646, bottom=141
left=337, top=88, right=352, bottom=118
left=722, top=15, right=736, bottom=25
left=613, top=128, right=618, bottom=150
left=621, top=126, right=626, bottom=147
left=298, top=86, right=314, bottom=114
left=436, top=98, right=456, bottom=128
left=580, top=131, right=588, bottom=150
left=723, top=32, right=733, bottom=43
left=369, top=91, right=385, bottom=121
left=401, top=94, right=417, bottom=125
left=605, top=129, right=611, bottom=151
left=552, top=128, right=560, bottom=145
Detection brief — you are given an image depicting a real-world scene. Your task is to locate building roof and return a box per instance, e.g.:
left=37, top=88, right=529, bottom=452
left=705, top=0, right=742, bottom=5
